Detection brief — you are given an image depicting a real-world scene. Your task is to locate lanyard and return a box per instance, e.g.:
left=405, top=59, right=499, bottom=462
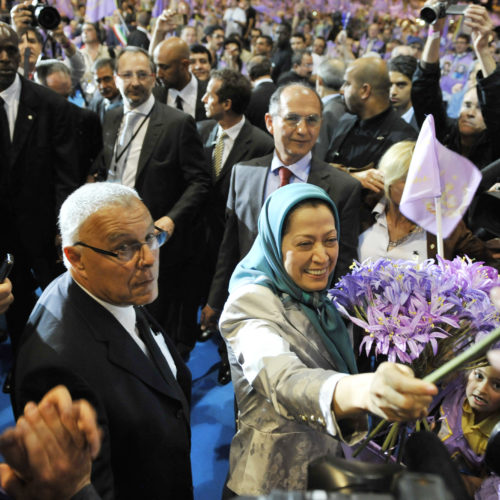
left=113, top=108, right=153, bottom=167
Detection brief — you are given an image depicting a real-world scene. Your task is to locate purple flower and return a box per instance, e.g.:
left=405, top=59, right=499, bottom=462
left=329, top=257, right=500, bottom=370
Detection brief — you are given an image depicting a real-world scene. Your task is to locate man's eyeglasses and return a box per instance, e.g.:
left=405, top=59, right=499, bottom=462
left=117, top=71, right=154, bottom=82
left=280, top=113, right=321, bottom=128
left=73, top=227, right=167, bottom=262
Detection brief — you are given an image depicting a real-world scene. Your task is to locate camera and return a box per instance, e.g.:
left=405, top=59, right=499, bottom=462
left=420, top=0, right=468, bottom=24
left=27, top=0, right=61, bottom=30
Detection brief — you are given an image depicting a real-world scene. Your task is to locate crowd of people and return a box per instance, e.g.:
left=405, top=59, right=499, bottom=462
left=1, top=0, right=500, bottom=498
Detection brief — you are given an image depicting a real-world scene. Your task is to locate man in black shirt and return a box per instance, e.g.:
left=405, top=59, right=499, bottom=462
left=325, top=56, right=417, bottom=194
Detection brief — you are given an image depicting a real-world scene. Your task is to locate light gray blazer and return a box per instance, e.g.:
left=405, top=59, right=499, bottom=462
left=220, top=284, right=367, bottom=496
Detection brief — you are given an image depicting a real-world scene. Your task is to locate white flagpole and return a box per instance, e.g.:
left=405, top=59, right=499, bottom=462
left=434, top=196, right=444, bottom=257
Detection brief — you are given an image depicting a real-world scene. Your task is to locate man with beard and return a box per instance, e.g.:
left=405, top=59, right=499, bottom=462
left=94, top=47, right=210, bottom=358
left=325, top=57, right=416, bottom=194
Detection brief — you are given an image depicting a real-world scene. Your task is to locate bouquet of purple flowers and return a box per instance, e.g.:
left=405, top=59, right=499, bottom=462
left=330, top=256, right=500, bottom=377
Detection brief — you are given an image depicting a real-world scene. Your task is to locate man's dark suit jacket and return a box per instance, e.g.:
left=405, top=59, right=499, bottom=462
left=314, top=95, right=348, bottom=161
left=97, top=100, right=210, bottom=278
left=71, top=103, right=103, bottom=183
left=152, top=77, right=208, bottom=121
left=13, top=272, right=193, bottom=500
left=197, top=118, right=274, bottom=290
left=207, top=154, right=362, bottom=311
left=0, top=76, right=81, bottom=342
left=245, top=80, right=276, bottom=133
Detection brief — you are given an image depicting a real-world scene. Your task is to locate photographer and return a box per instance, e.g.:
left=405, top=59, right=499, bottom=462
left=10, top=1, right=85, bottom=88
left=412, top=4, right=500, bottom=170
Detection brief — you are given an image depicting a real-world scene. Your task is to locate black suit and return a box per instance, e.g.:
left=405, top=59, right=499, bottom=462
left=13, top=272, right=192, bottom=500
left=207, top=154, right=362, bottom=312
left=197, top=118, right=274, bottom=296
left=97, top=100, right=211, bottom=351
left=70, top=103, right=103, bottom=183
left=152, top=77, right=208, bottom=121
left=245, top=80, right=276, bottom=133
left=0, top=76, right=81, bottom=346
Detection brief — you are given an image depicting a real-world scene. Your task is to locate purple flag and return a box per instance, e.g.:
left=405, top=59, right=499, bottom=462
left=152, top=0, right=165, bottom=19
left=86, top=0, right=116, bottom=22
left=400, top=114, right=482, bottom=238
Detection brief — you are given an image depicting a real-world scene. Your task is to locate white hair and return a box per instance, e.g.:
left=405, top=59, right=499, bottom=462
left=59, top=183, right=141, bottom=267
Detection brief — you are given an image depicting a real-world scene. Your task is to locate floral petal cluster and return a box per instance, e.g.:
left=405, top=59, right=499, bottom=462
left=330, top=256, right=500, bottom=368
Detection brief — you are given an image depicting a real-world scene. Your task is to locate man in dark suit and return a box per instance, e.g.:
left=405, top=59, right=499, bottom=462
left=0, top=23, right=80, bottom=349
left=246, top=55, right=276, bottom=133
left=152, top=37, right=207, bottom=121
left=201, top=83, right=361, bottom=333
left=35, top=59, right=103, bottom=184
left=95, top=46, right=210, bottom=356
left=314, top=57, right=348, bottom=160
left=13, top=183, right=193, bottom=500
left=198, top=69, right=273, bottom=283
left=197, top=69, right=273, bottom=380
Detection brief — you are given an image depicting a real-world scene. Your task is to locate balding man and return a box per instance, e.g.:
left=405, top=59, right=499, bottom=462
left=94, top=46, right=210, bottom=357
left=153, top=37, right=207, bottom=121
left=325, top=57, right=417, bottom=193
left=202, top=83, right=361, bottom=333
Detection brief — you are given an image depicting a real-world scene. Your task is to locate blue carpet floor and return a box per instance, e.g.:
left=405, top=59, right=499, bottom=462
left=0, top=329, right=234, bottom=500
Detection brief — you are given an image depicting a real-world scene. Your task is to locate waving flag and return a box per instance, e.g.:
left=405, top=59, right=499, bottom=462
left=86, top=0, right=116, bottom=22
left=400, top=114, right=482, bottom=238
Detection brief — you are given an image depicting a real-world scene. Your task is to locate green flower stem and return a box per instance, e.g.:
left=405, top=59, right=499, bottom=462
left=382, top=422, right=400, bottom=452
left=423, top=326, right=500, bottom=384
left=353, top=419, right=388, bottom=458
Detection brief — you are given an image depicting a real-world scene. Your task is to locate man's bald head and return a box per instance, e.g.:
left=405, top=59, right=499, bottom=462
left=153, top=37, right=191, bottom=90
left=349, top=57, right=390, bottom=97
left=0, top=22, right=20, bottom=91
left=342, top=57, right=391, bottom=119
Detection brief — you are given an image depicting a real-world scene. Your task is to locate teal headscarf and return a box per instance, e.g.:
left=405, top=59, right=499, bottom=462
left=229, top=183, right=357, bottom=374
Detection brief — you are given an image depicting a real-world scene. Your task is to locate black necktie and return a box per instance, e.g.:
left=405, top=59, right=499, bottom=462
left=135, top=307, right=178, bottom=388
left=0, top=97, right=11, bottom=159
left=175, top=95, right=184, bottom=111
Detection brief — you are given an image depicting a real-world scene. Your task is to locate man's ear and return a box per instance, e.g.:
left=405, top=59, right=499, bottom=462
left=222, top=98, right=232, bottom=112
left=264, top=113, right=274, bottom=136
left=360, top=82, right=371, bottom=100
left=64, top=246, right=85, bottom=271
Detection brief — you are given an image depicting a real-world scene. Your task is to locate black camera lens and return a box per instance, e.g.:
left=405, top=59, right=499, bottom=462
left=34, top=4, right=61, bottom=30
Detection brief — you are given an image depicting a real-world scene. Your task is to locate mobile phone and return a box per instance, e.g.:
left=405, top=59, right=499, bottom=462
left=0, top=254, right=14, bottom=283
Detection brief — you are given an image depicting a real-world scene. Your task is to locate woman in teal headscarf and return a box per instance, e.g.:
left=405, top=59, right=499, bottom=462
left=220, top=183, right=437, bottom=498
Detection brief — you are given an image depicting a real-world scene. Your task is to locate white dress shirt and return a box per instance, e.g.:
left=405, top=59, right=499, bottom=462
left=264, top=151, right=312, bottom=200
left=167, top=73, right=198, bottom=119
left=118, top=94, right=155, bottom=188
left=0, top=73, right=21, bottom=141
left=215, top=115, right=246, bottom=167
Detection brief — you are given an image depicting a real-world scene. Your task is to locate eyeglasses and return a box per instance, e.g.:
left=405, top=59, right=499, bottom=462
left=73, top=227, right=167, bottom=262
left=117, top=71, right=154, bottom=82
left=96, top=75, right=114, bottom=84
left=280, top=113, right=321, bottom=127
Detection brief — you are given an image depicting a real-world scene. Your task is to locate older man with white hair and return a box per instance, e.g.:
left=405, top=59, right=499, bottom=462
left=13, top=183, right=193, bottom=500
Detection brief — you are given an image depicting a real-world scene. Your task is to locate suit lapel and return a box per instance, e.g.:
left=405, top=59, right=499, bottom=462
left=218, top=120, right=251, bottom=182
left=69, top=277, right=185, bottom=404
left=307, top=156, right=331, bottom=192
left=136, top=103, right=162, bottom=182
left=10, top=79, right=37, bottom=170
left=103, top=108, right=123, bottom=169
left=253, top=153, right=273, bottom=205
